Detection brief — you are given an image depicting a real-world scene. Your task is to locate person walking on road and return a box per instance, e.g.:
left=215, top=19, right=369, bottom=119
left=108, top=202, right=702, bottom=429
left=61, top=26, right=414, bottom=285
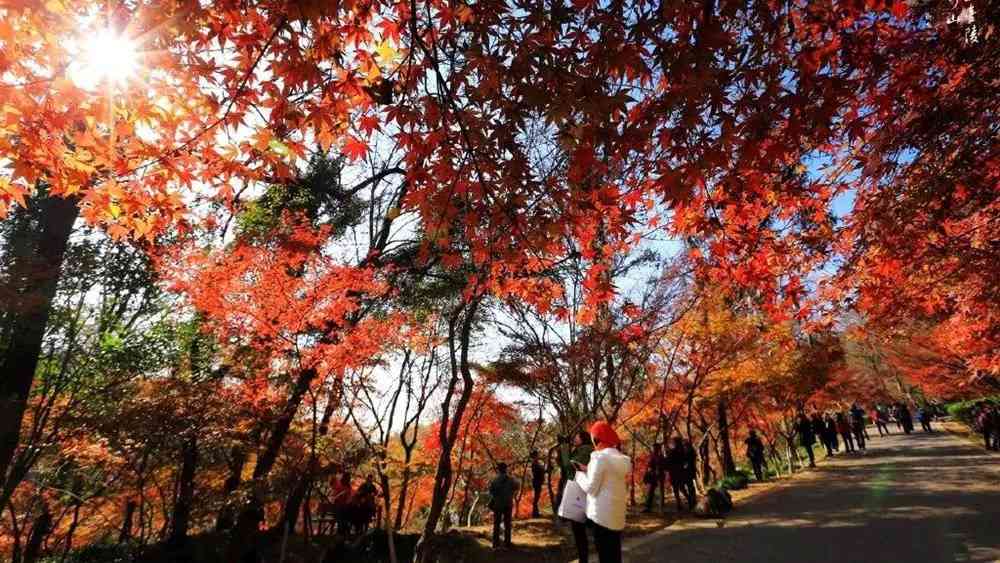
left=795, top=413, right=816, bottom=468
left=850, top=405, right=867, bottom=450
left=664, top=437, right=689, bottom=511
left=824, top=414, right=840, bottom=454
left=488, top=463, right=518, bottom=549
left=918, top=407, right=934, bottom=432
left=576, top=421, right=631, bottom=563
left=976, top=406, right=991, bottom=449
left=745, top=429, right=767, bottom=481
left=836, top=412, right=855, bottom=453
left=976, top=405, right=997, bottom=451
left=898, top=403, right=915, bottom=434
left=992, top=407, right=1000, bottom=450
left=873, top=405, right=890, bottom=436
left=811, top=413, right=831, bottom=456
left=850, top=403, right=871, bottom=450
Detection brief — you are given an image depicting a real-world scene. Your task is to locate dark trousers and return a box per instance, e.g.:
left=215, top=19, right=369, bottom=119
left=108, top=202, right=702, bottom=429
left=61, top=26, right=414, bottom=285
left=750, top=457, right=764, bottom=481
left=492, top=507, right=512, bottom=547
left=876, top=421, right=889, bottom=436
left=682, top=478, right=696, bottom=508
left=571, top=519, right=588, bottom=563
left=592, top=521, right=622, bottom=563
left=822, top=437, right=834, bottom=456
left=668, top=475, right=693, bottom=510
left=840, top=432, right=855, bottom=452
left=532, top=482, right=543, bottom=517
left=921, top=420, right=933, bottom=432
left=804, top=443, right=816, bottom=467
left=646, top=476, right=666, bottom=510
left=853, top=428, right=866, bottom=450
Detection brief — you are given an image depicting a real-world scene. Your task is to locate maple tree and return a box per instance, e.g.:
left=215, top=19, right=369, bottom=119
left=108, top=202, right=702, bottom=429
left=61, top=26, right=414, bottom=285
left=1, top=0, right=997, bottom=561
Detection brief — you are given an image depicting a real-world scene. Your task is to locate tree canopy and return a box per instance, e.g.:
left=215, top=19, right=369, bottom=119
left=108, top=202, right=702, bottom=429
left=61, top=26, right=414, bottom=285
left=0, top=0, right=995, bottom=561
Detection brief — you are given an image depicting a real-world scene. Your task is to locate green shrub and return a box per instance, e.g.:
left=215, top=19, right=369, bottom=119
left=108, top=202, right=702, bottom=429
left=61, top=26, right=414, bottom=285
left=945, top=396, right=1000, bottom=426
left=41, top=541, right=141, bottom=563
left=717, top=470, right=750, bottom=491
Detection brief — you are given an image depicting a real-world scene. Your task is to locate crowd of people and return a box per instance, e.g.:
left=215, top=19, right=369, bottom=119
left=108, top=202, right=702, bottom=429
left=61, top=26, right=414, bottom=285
left=641, top=437, right=698, bottom=513
left=488, top=421, right=632, bottom=562
left=787, top=403, right=937, bottom=470
left=323, top=471, right=379, bottom=536
left=309, top=397, right=989, bottom=563
left=483, top=402, right=947, bottom=561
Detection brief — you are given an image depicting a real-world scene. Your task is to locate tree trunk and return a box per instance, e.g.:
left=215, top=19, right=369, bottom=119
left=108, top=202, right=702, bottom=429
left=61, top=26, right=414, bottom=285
left=0, top=195, right=79, bottom=486
left=717, top=398, right=737, bottom=476
left=215, top=444, right=249, bottom=532
left=225, top=367, right=317, bottom=563
left=277, top=471, right=312, bottom=535
left=60, top=503, right=82, bottom=563
left=119, top=499, right=137, bottom=543
left=276, top=386, right=338, bottom=534
left=167, top=435, right=198, bottom=548
left=394, top=458, right=413, bottom=530
left=8, top=499, right=24, bottom=563
left=699, top=436, right=714, bottom=488
left=415, top=300, right=479, bottom=563
left=23, top=504, right=52, bottom=563
left=378, top=472, right=398, bottom=563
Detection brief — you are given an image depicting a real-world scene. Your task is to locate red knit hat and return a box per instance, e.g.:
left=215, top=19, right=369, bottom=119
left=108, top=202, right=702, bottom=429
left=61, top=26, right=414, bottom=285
left=589, top=421, right=621, bottom=448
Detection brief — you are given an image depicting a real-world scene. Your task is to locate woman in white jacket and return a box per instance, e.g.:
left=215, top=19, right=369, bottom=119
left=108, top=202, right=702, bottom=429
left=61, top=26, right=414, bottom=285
left=575, top=421, right=631, bottom=563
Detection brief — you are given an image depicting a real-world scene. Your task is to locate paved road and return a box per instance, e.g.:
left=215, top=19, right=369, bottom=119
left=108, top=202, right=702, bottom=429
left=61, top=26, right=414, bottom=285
left=625, top=429, right=1000, bottom=563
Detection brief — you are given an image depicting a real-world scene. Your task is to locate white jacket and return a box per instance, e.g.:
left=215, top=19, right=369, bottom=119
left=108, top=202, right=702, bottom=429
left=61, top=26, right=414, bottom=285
left=575, top=447, right=631, bottom=531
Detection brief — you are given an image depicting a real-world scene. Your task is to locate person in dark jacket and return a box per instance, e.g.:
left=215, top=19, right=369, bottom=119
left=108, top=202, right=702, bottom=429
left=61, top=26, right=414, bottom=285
left=836, top=412, right=855, bottom=452
left=795, top=413, right=816, bottom=468
left=918, top=407, right=934, bottom=432
left=664, top=438, right=688, bottom=511
left=353, top=474, right=379, bottom=534
left=488, top=463, right=518, bottom=549
left=976, top=405, right=996, bottom=450
left=811, top=413, right=830, bottom=456
left=992, top=407, right=1000, bottom=450
left=897, top=403, right=914, bottom=434
left=745, top=429, right=766, bottom=481
left=561, top=431, right=593, bottom=562
left=851, top=403, right=871, bottom=440
left=643, top=442, right=666, bottom=512
left=824, top=414, right=839, bottom=453
left=850, top=405, right=867, bottom=450
left=529, top=449, right=546, bottom=517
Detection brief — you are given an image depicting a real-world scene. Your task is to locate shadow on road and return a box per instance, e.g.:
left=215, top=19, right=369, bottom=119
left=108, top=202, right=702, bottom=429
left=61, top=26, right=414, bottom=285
left=625, top=432, right=1000, bottom=563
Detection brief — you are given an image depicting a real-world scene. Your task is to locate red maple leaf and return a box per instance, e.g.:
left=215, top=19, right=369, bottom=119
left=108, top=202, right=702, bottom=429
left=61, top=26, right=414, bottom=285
left=342, top=136, right=368, bottom=161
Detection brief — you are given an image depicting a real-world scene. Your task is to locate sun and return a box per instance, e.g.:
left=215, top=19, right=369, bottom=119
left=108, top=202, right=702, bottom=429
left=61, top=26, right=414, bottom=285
left=69, top=29, right=140, bottom=90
